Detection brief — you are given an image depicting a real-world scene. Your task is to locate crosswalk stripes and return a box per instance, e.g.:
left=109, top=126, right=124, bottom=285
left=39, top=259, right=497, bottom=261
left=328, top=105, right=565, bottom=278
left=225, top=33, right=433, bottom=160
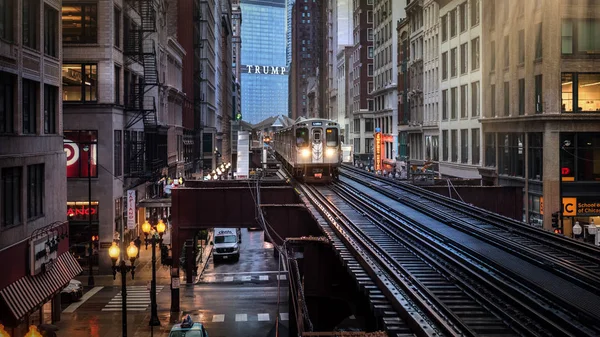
left=200, top=273, right=289, bottom=283
left=207, top=313, right=289, bottom=323
left=101, top=286, right=165, bottom=312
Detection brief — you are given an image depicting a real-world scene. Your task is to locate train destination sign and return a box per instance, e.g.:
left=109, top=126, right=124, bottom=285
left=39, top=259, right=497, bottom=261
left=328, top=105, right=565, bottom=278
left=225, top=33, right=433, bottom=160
left=242, top=65, right=287, bottom=75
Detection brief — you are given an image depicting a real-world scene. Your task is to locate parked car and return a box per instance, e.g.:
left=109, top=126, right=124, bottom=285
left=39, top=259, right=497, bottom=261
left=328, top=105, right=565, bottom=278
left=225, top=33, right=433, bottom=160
left=61, top=279, right=83, bottom=303
left=168, top=315, right=208, bottom=337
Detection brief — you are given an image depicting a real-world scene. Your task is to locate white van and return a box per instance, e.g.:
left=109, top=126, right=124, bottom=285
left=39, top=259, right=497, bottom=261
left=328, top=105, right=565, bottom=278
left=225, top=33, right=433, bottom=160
left=212, top=228, right=241, bottom=261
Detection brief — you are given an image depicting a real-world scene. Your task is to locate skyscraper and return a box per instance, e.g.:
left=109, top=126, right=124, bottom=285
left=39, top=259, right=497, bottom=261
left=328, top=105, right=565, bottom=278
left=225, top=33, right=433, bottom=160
left=240, top=0, right=289, bottom=124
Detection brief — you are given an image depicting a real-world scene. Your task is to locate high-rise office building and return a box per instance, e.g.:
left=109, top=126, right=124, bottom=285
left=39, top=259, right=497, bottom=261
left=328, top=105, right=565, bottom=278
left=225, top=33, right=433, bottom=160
left=240, top=0, right=288, bottom=124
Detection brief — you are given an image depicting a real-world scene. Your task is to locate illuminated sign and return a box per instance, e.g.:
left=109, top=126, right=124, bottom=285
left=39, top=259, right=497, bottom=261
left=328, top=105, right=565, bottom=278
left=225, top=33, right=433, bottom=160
left=127, top=190, right=136, bottom=230
left=30, top=233, right=59, bottom=276
left=67, top=202, right=99, bottom=221
left=375, top=132, right=382, bottom=171
left=241, top=65, right=287, bottom=75
left=63, top=131, right=98, bottom=178
left=562, top=197, right=577, bottom=216
left=563, top=197, right=600, bottom=216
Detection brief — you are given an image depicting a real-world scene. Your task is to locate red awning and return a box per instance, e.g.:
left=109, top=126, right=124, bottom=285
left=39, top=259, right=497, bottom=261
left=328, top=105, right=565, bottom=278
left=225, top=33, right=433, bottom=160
left=0, top=253, right=82, bottom=322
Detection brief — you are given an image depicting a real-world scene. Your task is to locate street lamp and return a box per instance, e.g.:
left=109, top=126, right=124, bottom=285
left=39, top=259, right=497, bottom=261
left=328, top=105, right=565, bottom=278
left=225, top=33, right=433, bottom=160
left=0, top=324, right=9, bottom=337
left=82, top=144, right=95, bottom=286
left=109, top=241, right=138, bottom=337
left=23, top=326, right=42, bottom=337
left=142, top=218, right=165, bottom=326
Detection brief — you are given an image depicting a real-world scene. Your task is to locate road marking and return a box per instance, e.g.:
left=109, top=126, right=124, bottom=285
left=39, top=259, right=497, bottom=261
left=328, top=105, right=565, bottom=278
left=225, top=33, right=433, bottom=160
left=203, top=271, right=286, bottom=275
left=257, top=313, right=270, bottom=321
left=63, top=286, right=104, bottom=313
left=241, top=275, right=251, bottom=281
left=101, top=308, right=147, bottom=312
left=235, top=314, right=247, bottom=322
left=259, top=275, right=269, bottom=281
left=277, top=275, right=287, bottom=281
left=280, top=313, right=289, bottom=321
left=212, top=314, right=225, bottom=322
left=224, top=276, right=234, bottom=282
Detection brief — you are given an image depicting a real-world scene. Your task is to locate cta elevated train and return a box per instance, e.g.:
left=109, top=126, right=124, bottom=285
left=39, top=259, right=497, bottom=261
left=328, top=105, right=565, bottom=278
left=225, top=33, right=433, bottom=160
left=273, top=118, right=341, bottom=183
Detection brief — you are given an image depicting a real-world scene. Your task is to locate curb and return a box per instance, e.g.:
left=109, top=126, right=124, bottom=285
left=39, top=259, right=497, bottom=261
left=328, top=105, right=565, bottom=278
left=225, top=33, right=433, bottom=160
left=194, top=231, right=214, bottom=284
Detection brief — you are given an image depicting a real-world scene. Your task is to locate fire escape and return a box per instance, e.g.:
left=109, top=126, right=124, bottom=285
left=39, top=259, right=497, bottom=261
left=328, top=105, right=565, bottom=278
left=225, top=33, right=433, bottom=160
left=123, top=0, right=166, bottom=181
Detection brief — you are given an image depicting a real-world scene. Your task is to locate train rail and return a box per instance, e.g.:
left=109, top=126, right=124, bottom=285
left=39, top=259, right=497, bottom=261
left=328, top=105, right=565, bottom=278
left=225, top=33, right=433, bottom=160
left=340, top=164, right=600, bottom=295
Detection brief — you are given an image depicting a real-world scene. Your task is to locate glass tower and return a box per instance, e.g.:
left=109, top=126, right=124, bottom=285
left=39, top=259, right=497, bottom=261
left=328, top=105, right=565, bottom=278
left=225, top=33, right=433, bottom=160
left=240, top=0, right=288, bottom=125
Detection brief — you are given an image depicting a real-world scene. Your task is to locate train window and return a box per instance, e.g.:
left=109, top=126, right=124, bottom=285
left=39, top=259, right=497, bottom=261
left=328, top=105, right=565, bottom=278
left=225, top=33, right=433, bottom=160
left=296, top=128, right=309, bottom=147
left=326, top=128, right=338, bottom=147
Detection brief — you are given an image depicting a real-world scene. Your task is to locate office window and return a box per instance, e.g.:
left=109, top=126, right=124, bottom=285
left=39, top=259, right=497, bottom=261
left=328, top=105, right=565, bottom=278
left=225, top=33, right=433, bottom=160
left=485, top=133, right=496, bottom=167
left=576, top=19, right=600, bottom=53
left=1, top=167, right=21, bottom=227
left=518, top=30, right=525, bottom=64
left=450, top=9, right=456, bottom=37
left=472, top=128, right=480, bottom=165
left=64, top=130, right=98, bottom=177
left=0, top=0, right=14, bottom=41
left=115, top=65, right=121, bottom=104
left=44, top=5, right=58, bottom=57
left=114, top=6, right=121, bottom=48
left=451, top=87, right=457, bottom=119
left=442, top=130, right=448, bottom=161
left=490, top=41, right=495, bottom=71
left=365, top=118, right=374, bottom=132
left=471, top=37, right=479, bottom=70
left=27, top=164, right=44, bottom=219
left=62, top=4, right=98, bottom=43
left=460, top=85, right=467, bottom=118
left=441, top=15, right=447, bottom=41
left=460, top=43, right=468, bottom=74
left=23, top=79, right=37, bottom=134
left=353, top=138, right=360, bottom=153
left=518, top=78, right=525, bottom=115
left=0, top=72, right=15, bottom=133
left=368, top=46, right=373, bottom=58
left=450, top=48, right=457, bottom=77
left=368, top=64, right=373, bottom=76
left=471, top=0, right=480, bottom=27
left=491, top=84, right=496, bottom=117
left=23, top=0, right=39, bottom=49
left=451, top=130, right=458, bottom=162
left=489, top=0, right=495, bottom=27
left=498, top=133, right=525, bottom=177
left=504, top=35, right=510, bottom=68
left=62, top=64, right=98, bottom=102
left=535, top=74, right=543, bottom=113
left=114, top=130, right=122, bottom=176
left=44, top=85, right=57, bottom=134
left=471, top=81, right=480, bottom=117
left=367, top=28, right=373, bottom=41
left=460, top=2, right=467, bottom=32
left=354, top=118, right=360, bottom=133
left=561, top=21, right=573, bottom=54
left=442, top=89, right=448, bottom=120
left=461, top=129, right=468, bottom=163
left=504, top=82, right=510, bottom=116
left=529, top=133, right=543, bottom=180
left=432, top=136, right=439, bottom=161
left=442, top=52, right=448, bottom=80
left=535, top=23, right=542, bottom=59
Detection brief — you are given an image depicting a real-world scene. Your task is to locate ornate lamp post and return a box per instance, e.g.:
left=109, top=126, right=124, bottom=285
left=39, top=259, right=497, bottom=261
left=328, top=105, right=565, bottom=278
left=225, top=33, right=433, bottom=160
left=109, top=241, right=138, bottom=337
left=0, top=324, right=10, bottom=337
left=142, top=218, right=165, bottom=326
left=82, top=144, right=95, bottom=286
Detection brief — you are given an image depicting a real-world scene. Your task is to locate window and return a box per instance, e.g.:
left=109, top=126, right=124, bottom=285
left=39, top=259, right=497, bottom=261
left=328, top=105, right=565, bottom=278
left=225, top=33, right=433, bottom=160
left=353, top=118, right=360, bottom=133
left=576, top=20, right=600, bottom=53
left=44, top=5, right=58, bottom=57
left=62, top=4, right=98, bottom=43
left=442, top=89, right=448, bottom=120
left=114, top=6, right=121, bottom=48
left=451, top=130, right=458, bottom=162
left=535, top=74, right=543, bottom=113
left=562, top=21, right=573, bottom=54
left=461, top=129, right=468, bottom=163
left=23, top=79, right=37, bottom=134
left=498, top=133, right=525, bottom=177
left=504, top=82, right=510, bottom=116
left=450, top=9, right=456, bottom=37
left=442, top=52, right=448, bottom=80
left=471, top=0, right=480, bottom=27
left=365, top=118, right=374, bottom=132
left=44, top=85, right=57, bottom=134
left=326, top=128, right=338, bottom=147
left=451, top=87, right=457, bottom=119
left=518, top=78, right=525, bottom=115
left=23, top=0, right=39, bottom=49
left=354, top=138, right=360, bottom=153
left=442, top=130, right=448, bottom=161
left=27, top=164, right=44, bottom=219
left=367, top=28, right=373, bottom=41
left=64, top=130, right=98, bottom=177
left=367, top=10, right=373, bottom=23
left=518, top=30, right=525, bottom=64
left=491, top=84, right=496, bottom=117
left=529, top=133, right=543, bottom=180
left=561, top=73, right=573, bottom=112
left=489, top=0, right=495, bottom=27
left=432, top=136, right=439, bottom=161
left=0, top=0, right=14, bottom=41
left=471, top=37, right=479, bottom=70
left=451, top=47, right=457, bottom=77
left=504, top=35, right=510, bottom=68
left=114, top=130, right=122, bottom=176
left=368, top=46, right=373, bottom=58
left=561, top=73, right=600, bottom=113
left=460, top=43, right=468, bottom=74
left=441, top=15, right=447, bottom=41
left=535, top=23, right=542, bottom=59
left=115, top=65, right=121, bottom=104
left=1, top=167, right=21, bottom=227
left=560, top=133, right=600, bottom=182
left=472, top=129, right=480, bottom=165
left=62, top=64, right=98, bottom=102
left=460, top=2, right=467, bottom=32
left=485, top=133, right=496, bottom=167
left=0, top=72, right=15, bottom=133
left=368, top=64, right=373, bottom=76
left=490, top=41, right=495, bottom=71
left=471, top=81, right=480, bottom=117
left=460, top=85, right=467, bottom=118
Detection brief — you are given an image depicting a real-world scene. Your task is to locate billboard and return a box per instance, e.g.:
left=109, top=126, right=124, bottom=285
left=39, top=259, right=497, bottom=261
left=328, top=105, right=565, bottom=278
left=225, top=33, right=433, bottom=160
left=64, top=131, right=98, bottom=177
left=236, top=131, right=249, bottom=179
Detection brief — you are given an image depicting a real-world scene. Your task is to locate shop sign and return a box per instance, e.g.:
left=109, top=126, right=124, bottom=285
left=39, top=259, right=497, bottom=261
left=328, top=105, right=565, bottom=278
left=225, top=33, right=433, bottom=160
left=67, top=203, right=99, bottom=221
left=575, top=197, right=600, bottom=216
left=127, top=190, right=136, bottom=230
left=29, top=233, right=59, bottom=276
left=242, top=65, right=287, bottom=75
left=540, top=197, right=544, bottom=215
left=562, top=197, right=577, bottom=216
left=374, top=132, right=382, bottom=171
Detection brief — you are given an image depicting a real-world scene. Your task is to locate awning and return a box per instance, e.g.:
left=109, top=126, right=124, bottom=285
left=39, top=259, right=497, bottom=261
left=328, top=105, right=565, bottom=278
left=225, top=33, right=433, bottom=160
left=137, top=198, right=172, bottom=208
left=0, top=253, right=82, bottom=322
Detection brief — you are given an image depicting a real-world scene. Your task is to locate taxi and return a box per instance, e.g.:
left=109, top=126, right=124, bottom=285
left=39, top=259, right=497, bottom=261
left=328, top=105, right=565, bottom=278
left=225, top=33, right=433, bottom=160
left=168, top=315, right=209, bottom=337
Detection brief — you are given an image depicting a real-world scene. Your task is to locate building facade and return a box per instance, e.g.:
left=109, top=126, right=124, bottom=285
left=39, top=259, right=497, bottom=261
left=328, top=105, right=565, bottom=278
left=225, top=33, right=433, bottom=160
left=0, top=0, right=82, bottom=333
left=480, top=0, right=600, bottom=234
left=422, top=0, right=440, bottom=167
left=240, top=0, right=288, bottom=124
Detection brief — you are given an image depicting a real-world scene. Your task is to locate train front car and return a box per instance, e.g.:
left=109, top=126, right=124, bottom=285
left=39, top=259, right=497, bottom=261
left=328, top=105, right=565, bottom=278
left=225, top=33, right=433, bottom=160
left=294, top=119, right=341, bottom=183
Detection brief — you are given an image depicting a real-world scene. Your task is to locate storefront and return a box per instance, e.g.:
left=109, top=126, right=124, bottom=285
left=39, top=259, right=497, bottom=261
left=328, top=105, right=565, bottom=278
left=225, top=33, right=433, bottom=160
left=0, top=222, right=82, bottom=335
left=66, top=201, right=99, bottom=268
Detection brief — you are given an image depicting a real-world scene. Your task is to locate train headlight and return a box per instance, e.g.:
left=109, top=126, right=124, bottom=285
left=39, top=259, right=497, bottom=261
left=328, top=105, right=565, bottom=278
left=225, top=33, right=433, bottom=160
left=326, top=148, right=336, bottom=157
left=301, top=148, right=311, bottom=157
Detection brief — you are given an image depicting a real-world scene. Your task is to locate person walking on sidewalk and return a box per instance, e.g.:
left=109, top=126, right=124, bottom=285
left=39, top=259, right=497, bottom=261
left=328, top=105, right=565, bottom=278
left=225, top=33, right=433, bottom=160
left=134, top=236, right=142, bottom=257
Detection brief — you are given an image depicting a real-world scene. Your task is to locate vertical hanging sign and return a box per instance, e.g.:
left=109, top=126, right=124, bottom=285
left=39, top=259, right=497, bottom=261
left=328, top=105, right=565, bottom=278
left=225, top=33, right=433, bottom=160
left=375, top=130, right=382, bottom=171
left=127, top=190, right=136, bottom=230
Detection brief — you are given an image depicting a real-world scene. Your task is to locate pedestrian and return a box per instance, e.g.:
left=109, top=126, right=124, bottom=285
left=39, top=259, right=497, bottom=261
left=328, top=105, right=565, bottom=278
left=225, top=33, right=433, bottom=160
left=134, top=236, right=142, bottom=257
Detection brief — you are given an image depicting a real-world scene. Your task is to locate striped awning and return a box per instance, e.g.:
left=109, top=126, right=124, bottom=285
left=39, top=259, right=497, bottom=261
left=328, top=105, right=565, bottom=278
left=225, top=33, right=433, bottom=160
left=0, top=253, right=82, bottom=322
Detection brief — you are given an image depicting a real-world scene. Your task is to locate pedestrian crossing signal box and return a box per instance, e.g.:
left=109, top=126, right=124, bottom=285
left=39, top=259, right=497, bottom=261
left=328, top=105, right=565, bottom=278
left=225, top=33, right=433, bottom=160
left=551, top=212, right=560, bottom=228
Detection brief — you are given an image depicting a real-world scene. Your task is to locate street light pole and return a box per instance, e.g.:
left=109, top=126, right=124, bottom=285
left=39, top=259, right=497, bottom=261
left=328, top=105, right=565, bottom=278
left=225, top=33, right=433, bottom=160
left=143, top=219, right=165, bottom=326
left=109, top=241, right=138, bottom=337
left=84, top=144, right=95, bottom=286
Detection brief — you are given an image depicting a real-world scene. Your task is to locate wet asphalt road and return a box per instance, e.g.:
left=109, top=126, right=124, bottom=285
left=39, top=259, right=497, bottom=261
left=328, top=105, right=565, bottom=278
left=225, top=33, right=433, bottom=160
left=54, top=228, right=290, bottom=337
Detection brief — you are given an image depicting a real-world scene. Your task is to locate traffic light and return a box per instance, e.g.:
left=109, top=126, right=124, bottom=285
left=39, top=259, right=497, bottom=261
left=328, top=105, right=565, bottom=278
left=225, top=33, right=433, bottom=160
left=551, top=212, right=559, bottom=228
left=236, top=113, right=242, bottom=120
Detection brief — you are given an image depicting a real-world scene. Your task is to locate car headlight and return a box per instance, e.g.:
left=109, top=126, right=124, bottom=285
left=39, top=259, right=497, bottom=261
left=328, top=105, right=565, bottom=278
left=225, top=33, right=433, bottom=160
left=234, top=244, right=239, bottom=250
left=326, top=148, right=336, bottom=157
left=301, top=149, right=311, bottom=157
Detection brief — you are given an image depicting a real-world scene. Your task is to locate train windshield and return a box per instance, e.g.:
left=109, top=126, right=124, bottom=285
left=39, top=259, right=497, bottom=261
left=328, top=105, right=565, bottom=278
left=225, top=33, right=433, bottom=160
left=326, top=128, right=338, bottom=147
left=296, top=128, right=309, bottom=147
